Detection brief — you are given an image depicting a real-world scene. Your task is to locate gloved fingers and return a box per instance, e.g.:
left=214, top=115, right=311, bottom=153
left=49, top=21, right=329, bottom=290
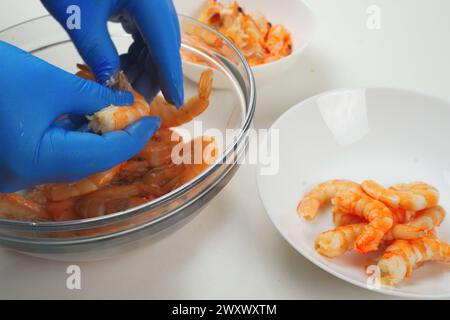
left=40, top=116, right=161, bottom=179
left=63, top=76, right=134, bottom=115
left=74, top=22, right=121, bottom=86
left=167, top=0, right=182, bottom=45
left=52, top=115, right=88, bottom=131
left=129, top=0, right=184, bottom=107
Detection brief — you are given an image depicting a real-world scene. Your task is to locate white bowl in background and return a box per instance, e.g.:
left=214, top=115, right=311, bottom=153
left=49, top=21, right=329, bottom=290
left=257, top=88, right=450, bottom=298
left=174, top=0, right=317, bottom=87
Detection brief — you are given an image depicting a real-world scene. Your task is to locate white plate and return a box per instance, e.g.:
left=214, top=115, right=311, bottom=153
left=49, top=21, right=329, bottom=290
left=174, top=0, right=317, bottom=87
left=256, top=88, right=450, bottom=298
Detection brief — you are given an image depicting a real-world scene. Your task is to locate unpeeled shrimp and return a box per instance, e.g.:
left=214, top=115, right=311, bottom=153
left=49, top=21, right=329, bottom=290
left=42, top=164, right=123, bottom=202
left=0, top=194, right=50, bottom=221
left=333, top=191, right=395, bottom=253
left=378, top=238, right=450, bottom=285
left=362, top=180, right=439, bottom=211
left=149, top=69, right=213, bottom=128
left=297, top=180, right=362, bottom=221
left=74, top=184, right=149, bottom=218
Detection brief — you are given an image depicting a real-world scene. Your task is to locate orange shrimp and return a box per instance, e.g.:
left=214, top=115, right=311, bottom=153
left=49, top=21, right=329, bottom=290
left=0, top=194, right=50, bottom=221
left=332, top=191, right=395, bottom=253
left=361, top=180, right=439, bottom=211
left=74, top=184, right=149, bottom=218
left=378, top=238, right=450, bottom=285
left=297, top=180, right=362, bottom=221
left=111, top=160, right=149, bottom=185
left=148, top=69, right=213, bottom=128
left=46, top=198, right=79, bottom=221
left=41, top=164, right=124, bottom=202
left=134, top=128, right=183, bottom=168
left=319, top=206, right=445, bottom=258
left=88, top=72, right=151, bottom=133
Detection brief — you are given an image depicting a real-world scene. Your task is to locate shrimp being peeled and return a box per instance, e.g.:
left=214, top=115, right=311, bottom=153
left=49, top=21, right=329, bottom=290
left=297, top=180, right=362, bottom=220
left=378, top=238, right=450, bottom=285
left=362, top=180, right=439, bottom=211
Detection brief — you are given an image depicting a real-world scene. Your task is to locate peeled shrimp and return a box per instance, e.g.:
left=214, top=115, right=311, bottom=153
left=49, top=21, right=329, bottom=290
left=378, top=238, right=450, bottom=285
left=362, top=180, right=439, bottom=211
left=0, top=194, right=50, bottom=221
left=42, top=164, right=123, bottom=202
left=333, top=191, right=395, bottom=253
left=317, top=206, right=445, bottom=258
left=297, top=180, right=362, bottom=221
left=149, top=69, right=213, bottom=128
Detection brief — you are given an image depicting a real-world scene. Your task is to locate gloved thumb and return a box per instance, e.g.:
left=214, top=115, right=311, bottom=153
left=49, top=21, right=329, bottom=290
left=39, top=117, right=161, bottom=181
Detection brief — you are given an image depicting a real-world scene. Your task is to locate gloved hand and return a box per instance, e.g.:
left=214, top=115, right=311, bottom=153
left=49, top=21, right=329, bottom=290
left=41, top=0, right=184, bottom=106
left=0, top=41, right=161, bottom=193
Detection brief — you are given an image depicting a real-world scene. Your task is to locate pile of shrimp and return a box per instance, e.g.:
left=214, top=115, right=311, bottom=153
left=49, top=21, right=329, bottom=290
left=0, top=65, right=217, bottom=222
left=297, top=179, right=450, bottom=286
left=191, top=0, right=293, bottom=66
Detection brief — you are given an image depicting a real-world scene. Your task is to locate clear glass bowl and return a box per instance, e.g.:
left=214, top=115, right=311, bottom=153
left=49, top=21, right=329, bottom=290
left=0, top=15, right=255, bottom=260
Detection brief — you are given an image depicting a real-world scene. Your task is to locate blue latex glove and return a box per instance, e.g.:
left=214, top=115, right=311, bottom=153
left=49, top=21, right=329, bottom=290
left=0, top=41, right=161, bottom=193
left=41, top=0, right=184, bottom=106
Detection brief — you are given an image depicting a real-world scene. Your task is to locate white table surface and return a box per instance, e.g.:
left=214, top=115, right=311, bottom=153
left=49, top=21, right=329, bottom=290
left=1, top=0, right=450, bottom=299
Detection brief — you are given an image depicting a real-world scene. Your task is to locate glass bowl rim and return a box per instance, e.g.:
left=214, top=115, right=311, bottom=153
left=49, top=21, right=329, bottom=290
left=0, top=14, right=256, bottom=232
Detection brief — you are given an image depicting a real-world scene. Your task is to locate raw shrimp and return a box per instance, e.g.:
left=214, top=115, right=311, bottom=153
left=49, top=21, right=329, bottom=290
left=378, top=238, right=450, bottom=285
left=333, top=191, right=395, bottom=253
left=148, top=69, right=213, bottom=128
left=88, top=72, right=151, bottom=133
left=142, top=164, right=186, bottom=195
left=42, top=164, right=123, bottom=202
left=0, top=194, right=50, bottom=221
left=75, top=184, right=149, bottom=218
left=111, top=160, right=149, bottom=185
left=297, top=180, right=362, bottom=221
left=361, top=180, right=439, bottom=211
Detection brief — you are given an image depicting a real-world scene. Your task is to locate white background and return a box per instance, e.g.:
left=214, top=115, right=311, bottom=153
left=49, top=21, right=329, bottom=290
left=1, top=0, right=450, bottom=299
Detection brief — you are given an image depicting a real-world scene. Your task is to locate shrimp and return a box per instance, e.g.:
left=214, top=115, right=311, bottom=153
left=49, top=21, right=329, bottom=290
left=134, top=129, right=183, bottom=168
left=111, top=160, right=149, bottom=185
left=142, top=164, right=186, bottom=194
left=392, top=206, right=446, bottom=238
left=316, top=210, right=433, bottom=258
left=198, top=0, right=224, bottom=28
left=378, top=238, right=450, bottom=285
left=46, top=198, right=79, bottom=221
left=361, top=180, right=439, bottom=211
left=0, top=194, right=50, bottom=221
left=315, top=224, right=367, bottom=258
left=332, top=191, right=395, bottom=253
left=75, top=184, right=149, bottom=218
left=332, top=207, right=365, bottom=227
left=42, top=164, right=124, bottom=202
left=148, top=69, right=213, bottom=128
left=297, top=180, right=362, bottom=221
left=88, top=72, right=151, bottom=133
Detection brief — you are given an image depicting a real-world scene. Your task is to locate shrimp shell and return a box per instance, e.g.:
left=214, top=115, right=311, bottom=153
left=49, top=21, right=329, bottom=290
left=0, top=194, right=50, bottom=221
